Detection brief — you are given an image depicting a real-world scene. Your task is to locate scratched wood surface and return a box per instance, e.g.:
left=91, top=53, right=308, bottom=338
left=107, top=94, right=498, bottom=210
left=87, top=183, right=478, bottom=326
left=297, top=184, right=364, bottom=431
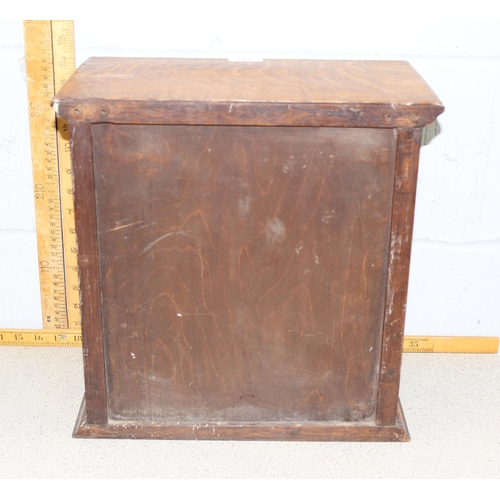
left=91, top=124, right=397, bottom=423
left=54, top=58, right=444, bottom=128
left=70, top=123, right=107, bottom=425
left=56, top=58, right=442, bottom=106
left=53, top=57, right=445, bottom=440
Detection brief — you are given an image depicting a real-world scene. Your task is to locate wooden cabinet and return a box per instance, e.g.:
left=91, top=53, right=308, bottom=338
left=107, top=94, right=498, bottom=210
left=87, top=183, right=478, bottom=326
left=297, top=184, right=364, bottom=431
left=53, top=58, right=443, bottom=440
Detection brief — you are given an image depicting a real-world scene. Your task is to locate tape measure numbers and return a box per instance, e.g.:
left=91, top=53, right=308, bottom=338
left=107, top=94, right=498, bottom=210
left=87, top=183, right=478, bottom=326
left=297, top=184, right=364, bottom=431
left=0, top=329, right=82, bottom=347
left=403, top=336, right=498, bottom=354
left=1, top=331, right=497, bottom=351
left=23, top=20, right=80, bottom=330
left=3, top=22, right=498, bottom=352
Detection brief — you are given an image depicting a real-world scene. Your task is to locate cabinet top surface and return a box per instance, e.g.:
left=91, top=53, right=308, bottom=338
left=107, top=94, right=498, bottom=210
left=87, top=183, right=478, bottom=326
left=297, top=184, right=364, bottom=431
left=53, top=58, right=443, bottom=127
left=56, top=57, right=442, bottom=106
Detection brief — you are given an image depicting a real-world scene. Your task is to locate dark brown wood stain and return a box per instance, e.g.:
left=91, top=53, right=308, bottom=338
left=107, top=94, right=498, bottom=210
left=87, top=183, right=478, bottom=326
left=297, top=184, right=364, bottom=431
left=53, top=57, right=444, bottom=441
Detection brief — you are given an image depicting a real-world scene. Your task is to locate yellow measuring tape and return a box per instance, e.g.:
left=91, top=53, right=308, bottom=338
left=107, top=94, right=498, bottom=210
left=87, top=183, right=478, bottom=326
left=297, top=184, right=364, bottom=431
left=0, top=329, right=82, bottom=347
left=1, top=330, right=497, bottom=353
left=0, top=21, right=498, bottom=354
left=403, top=336, right=498, bottom=354
left=22, top=20, right=81, bottom=330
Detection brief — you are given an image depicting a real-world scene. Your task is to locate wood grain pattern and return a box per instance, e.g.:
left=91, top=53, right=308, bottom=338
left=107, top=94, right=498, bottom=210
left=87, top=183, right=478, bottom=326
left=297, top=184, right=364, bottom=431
left=52, top=57, right=444, bottom=440
left=53, top=58, right=444, bottom=128
left=376, top=128, right=422, bottom=426
left=56, top=58, right=442, bottom=106
left=70, top=123, right=107, bottom=424
left=92, top=124, right=397, bottom=424
left=55, top=100, right=439, bottom=129
left=73, top=398, right=410, bottom=441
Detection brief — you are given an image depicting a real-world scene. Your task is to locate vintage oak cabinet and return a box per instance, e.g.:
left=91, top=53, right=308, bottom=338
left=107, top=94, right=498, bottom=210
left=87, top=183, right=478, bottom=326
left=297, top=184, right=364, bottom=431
left=53, top=58, right=443, bottom=441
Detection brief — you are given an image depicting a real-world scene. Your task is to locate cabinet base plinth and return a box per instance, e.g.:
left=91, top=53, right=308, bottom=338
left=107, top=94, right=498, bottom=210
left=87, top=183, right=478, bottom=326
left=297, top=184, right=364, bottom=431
left=73, top=397, right=410, bottom=442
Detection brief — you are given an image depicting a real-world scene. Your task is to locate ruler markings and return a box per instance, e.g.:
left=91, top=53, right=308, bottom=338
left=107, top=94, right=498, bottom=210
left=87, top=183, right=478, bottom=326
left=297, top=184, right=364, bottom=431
left=24, top=20, right=67, bottom=329
left=0, top=329, right=82, bottom=347
left=1, top=330, right=497, bottom=352
left=23, top=20, right=79, bottom=330
left=8, top=22, right=500, bottom=354
left=51, top=20, right=81, bottom=329
left=403, top=336, right=498, bottom=354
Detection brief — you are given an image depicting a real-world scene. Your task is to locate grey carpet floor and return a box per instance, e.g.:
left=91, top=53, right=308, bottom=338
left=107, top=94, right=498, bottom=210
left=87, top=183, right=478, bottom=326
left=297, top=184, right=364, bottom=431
left=1, top=347, right=499, bottom=479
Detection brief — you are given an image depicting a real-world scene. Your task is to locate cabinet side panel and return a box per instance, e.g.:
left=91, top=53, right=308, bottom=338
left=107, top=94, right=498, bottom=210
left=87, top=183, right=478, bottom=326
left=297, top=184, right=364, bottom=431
left=92, top=125, right=397, bottom=423
left=377, top=128, right=422, bottom=426
left=70, top=123, right=107, bottom=424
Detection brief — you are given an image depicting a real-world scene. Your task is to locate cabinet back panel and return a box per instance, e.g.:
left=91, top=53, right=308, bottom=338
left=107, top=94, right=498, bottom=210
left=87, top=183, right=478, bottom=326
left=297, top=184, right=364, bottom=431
left=91, top=124, right=397, bottom=423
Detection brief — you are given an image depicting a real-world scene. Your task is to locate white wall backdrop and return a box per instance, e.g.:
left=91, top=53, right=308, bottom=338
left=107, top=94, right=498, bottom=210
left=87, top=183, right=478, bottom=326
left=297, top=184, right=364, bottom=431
left=1, top=18, right=499, bottom=337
